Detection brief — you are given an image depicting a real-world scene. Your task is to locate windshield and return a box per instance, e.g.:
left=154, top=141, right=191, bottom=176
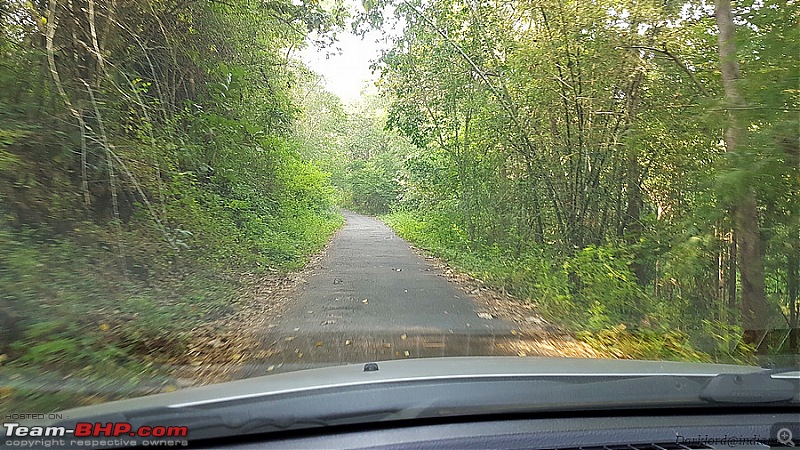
left=0, top=0, right=797, bottom=437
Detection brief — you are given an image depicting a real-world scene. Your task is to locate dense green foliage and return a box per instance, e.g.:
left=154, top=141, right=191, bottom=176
left=0, top=0, right=796, bottom=414
left=384, top=211, right=745, bottom=362
left=293, top=86, right=412, bottom=214
left=0, top=0, right=344, bottom=409
left=353, top=0, right=798, bottom=362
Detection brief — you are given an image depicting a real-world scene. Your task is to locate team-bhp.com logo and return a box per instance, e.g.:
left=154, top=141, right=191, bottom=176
left=4, top=422, right=188, bottom=438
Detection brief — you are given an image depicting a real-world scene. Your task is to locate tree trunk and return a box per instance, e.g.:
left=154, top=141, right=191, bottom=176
left=714, top=0, right=768, bottom=347
left=789, top=250, right=798, bottom=352
left=727, top=231, right=737, bottom=325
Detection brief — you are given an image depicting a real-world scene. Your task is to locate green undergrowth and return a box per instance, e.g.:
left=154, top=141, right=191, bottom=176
left=382, top=210, right=756, bottom=364
left=0, top=0, right=349, bottom=416
left=0, top=95, right=344, bottom=415
left=0, top=194, right=342, bottom=415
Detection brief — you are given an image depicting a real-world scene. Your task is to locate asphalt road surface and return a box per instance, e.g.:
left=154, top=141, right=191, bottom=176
left=238, top=211, right=519, bottom=376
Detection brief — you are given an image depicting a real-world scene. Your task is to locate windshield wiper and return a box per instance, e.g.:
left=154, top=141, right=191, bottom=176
left=700, top=368, right=799, bottom=403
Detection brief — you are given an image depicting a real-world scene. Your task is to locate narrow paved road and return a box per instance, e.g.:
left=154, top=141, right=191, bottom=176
left=237, top=211, right=521, bottom=376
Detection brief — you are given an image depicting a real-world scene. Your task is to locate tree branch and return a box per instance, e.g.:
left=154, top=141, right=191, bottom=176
left=618, top=45, right=711, bottom=97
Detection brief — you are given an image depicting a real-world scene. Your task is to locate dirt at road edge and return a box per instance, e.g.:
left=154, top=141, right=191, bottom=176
left=173, top=221, right=613, bottom=390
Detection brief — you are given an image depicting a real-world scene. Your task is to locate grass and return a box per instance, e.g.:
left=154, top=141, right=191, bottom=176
left=0, top=204, right=343, bottom=415
left=382, top=210, right=754, bottom=364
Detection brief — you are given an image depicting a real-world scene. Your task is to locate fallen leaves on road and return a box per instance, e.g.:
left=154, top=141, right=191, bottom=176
left=173, top=228, right=617, bottom=391
left=172, top=239, right=335, bottom=386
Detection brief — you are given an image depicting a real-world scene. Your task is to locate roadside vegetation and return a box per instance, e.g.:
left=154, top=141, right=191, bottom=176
left=0, top=0, right=343, bottom=412
left=323, top=0, right=798, bottom=364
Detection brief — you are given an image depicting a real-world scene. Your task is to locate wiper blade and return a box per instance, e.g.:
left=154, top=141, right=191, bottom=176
left=700, top=368, right=799, bottom=403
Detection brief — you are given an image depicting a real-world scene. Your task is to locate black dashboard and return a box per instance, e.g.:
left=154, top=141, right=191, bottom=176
left=204, top=409, right=799, bottom=449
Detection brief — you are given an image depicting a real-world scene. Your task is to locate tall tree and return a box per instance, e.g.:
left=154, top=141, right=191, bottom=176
left=714, top=0, right=768, bottom=344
